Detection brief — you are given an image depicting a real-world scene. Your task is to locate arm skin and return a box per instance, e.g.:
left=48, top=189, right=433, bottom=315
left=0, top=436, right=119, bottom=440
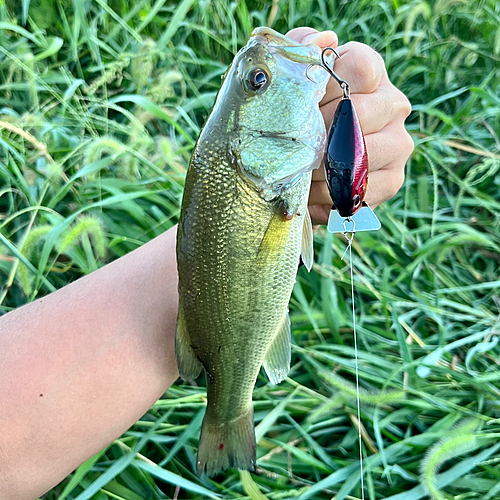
left=0, top=226, right=179, bottom=500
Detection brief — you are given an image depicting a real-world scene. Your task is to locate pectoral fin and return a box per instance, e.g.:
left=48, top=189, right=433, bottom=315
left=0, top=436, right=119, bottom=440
left=301, top=210, right=314, bottom=272
left=263, top=312, right=291, bottom=385
left=257, top=209, right=292, bottom=267
left=175, top=307, right=202, bottom=381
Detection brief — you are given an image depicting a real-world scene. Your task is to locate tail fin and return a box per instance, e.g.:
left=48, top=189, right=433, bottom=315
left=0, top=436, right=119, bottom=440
left=197, top=406, right=256, bottom=476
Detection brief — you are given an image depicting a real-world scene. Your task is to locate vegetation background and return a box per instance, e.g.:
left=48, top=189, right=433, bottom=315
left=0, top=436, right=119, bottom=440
left=1, top=0, right=499, bottom=498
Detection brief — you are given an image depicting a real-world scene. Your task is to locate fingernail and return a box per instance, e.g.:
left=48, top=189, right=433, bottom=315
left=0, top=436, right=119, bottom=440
left=303, top=30, right=336, bottom=46
left=302, top=31, right=321, bottom=44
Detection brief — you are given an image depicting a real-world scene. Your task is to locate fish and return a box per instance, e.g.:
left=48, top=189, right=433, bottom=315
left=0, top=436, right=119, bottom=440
left=175, top=27, right=329, bottom=476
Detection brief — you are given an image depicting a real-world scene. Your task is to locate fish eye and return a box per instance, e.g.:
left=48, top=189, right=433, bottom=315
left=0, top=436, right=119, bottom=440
left=245, top=68, right=270, bottom=92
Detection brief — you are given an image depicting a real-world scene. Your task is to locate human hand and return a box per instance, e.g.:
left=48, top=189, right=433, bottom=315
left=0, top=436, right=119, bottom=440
left=286, top=28, right=414, bottom=225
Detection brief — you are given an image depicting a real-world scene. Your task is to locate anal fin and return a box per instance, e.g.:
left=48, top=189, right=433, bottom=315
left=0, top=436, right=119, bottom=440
left=175, top=307, right=202, bottom=381
left=263, top=312, right=291, bottom=385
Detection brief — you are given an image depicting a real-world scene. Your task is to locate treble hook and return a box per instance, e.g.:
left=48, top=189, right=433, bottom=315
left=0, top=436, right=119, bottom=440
left=321, top=47, right=350, bottom=99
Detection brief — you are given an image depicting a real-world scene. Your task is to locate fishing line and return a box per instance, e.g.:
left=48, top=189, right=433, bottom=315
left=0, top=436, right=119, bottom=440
left=342, top=226, right=365, bottom=500
left=320, top=46, right=377, bottom=499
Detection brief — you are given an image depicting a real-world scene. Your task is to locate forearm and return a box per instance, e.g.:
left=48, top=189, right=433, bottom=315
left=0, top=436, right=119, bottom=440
left=0, top=225, right=179, bottom=499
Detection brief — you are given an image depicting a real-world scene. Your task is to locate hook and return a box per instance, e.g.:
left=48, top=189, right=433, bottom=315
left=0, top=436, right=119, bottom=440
left=322, top=46, right=341, bottom=63
left=321, top=47, right=350, bottom=99
left=305, top=64, right=317, bottom=83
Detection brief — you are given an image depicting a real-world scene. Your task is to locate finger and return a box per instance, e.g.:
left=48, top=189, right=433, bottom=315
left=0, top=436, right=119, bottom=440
left=320, top=83, right=412, bottom=134
left=308, top=179, right=332, bottom=207
left=308, top=204, right=332, bottom=226
left=362, top=124, right=414, bottom=174
left=309, top=162, right=406, bottom=213
left=286, top=27, right=338, bottom=49
left=312, top=166, right=326, bottom=182
left=364, top=167, right=405, bottom=207
left=321, top=41, right=387, bottom=103
left=309, top=165, right=404, bottom=210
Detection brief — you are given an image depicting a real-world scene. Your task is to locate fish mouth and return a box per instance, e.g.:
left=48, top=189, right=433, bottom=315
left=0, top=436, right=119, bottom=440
left=242, top=130, right=319, bottom=158
left=244, top=127, right=322, bottom=151
left=250, top=27, right=303, bottom=47
left=250, top=27, right=323, bottom=66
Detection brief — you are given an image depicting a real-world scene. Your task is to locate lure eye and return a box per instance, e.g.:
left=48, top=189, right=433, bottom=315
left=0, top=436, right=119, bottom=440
left=245, top=68, right=270, bottom=92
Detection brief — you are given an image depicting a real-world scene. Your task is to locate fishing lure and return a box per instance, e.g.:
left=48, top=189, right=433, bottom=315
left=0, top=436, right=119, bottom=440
left=320, top=47, right=381, bottom=235
left=318, top=47, right=383, bottom=500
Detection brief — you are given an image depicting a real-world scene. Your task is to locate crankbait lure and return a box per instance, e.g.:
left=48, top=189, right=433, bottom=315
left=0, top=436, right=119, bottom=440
left=320, top=47, right=381, bottom=235
left=319, top=47, right=383, bottom=500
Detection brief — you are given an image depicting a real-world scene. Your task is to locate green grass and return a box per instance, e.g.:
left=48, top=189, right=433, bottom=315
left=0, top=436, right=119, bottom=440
left=1, top=0, right=500, bottom=498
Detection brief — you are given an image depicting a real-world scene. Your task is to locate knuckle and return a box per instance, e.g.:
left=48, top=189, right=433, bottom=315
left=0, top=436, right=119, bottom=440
left=342, top=42, right=385, bottom=93
left=401, top=132, right=415, bottom=159
left=388, top=169, right=405, bottom=200
left=352, top=94, right=368, bottom=122
left=387, top=86, right=412, bottom=120
left=285, top=27, right=316, bottom=43
left=397, top=89, right=412, bottom=118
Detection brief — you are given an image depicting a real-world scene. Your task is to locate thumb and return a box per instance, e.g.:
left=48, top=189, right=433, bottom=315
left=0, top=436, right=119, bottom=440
left=285, top=27, right=338, bottom=49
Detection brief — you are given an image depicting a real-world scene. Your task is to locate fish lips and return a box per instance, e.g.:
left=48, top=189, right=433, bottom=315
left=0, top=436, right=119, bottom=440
left=250, top=26, right=335, bottom=81
left=249, top=27, right=330, bottom=83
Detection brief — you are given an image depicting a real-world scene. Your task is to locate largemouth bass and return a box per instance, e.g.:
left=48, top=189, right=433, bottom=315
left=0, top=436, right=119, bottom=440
left=176, top=27, right=329, bottom=476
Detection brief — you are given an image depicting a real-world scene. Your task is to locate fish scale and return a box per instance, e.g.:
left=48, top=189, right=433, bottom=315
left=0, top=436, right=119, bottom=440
left=179, top=142, right=306, bottom=411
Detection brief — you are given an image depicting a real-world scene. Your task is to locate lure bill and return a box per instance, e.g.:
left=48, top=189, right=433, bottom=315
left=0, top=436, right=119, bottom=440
left=320, top=48, right=381, bottom=235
